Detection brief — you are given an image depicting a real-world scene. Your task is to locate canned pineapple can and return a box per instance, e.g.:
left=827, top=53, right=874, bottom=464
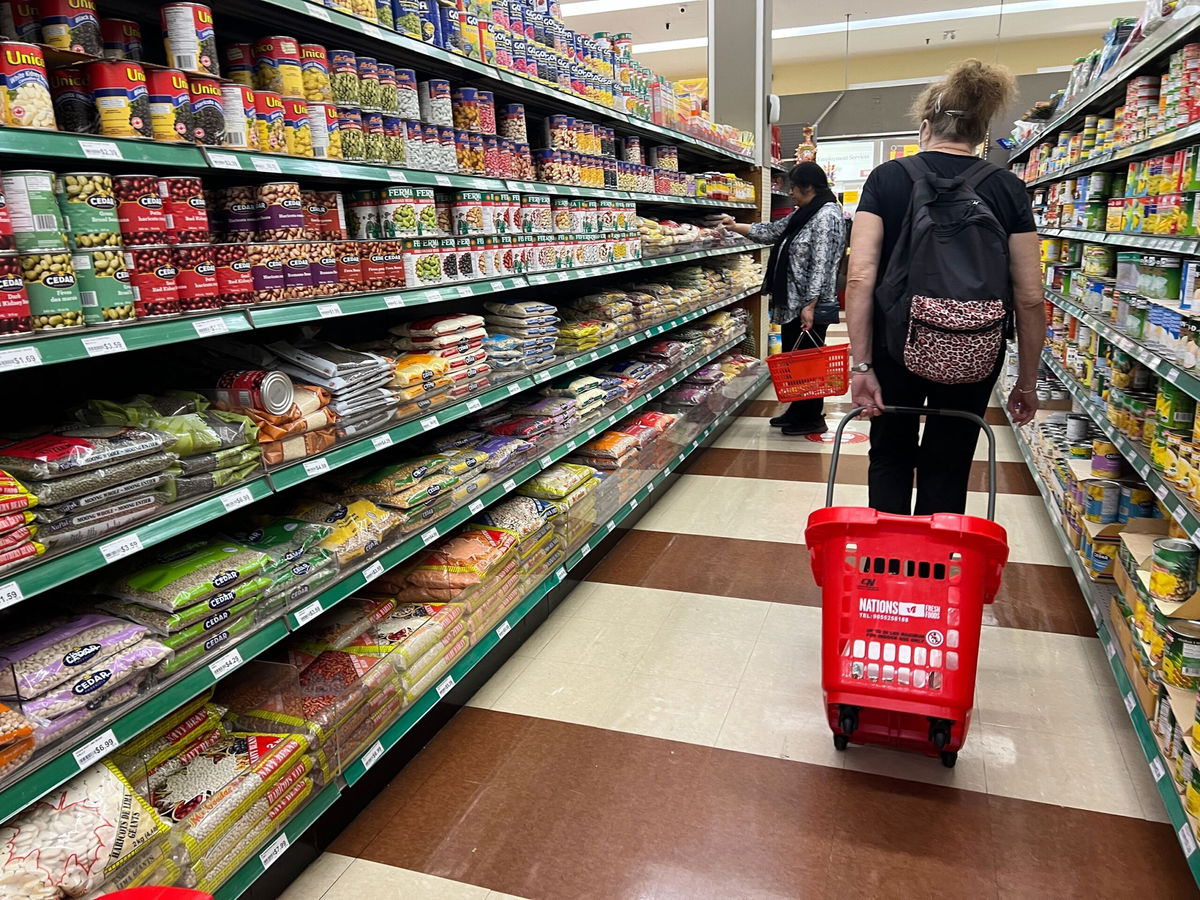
left=1150, top=537, right=1200, bottom=604
left=1163, top=619, right=1200, bottom=688
left=1159, top=379, right=1197, bottom=432
left=1083, top=479, right=1121, bottom=524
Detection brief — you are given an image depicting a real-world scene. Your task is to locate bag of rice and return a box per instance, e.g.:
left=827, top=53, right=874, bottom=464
left=390, top=314, right=485, bottom=337
left=391, top=353, right=453, bottom=387
left=483, top=300, right=556, bottom=317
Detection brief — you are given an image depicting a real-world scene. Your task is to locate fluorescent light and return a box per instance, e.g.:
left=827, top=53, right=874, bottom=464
left=1037, top=65, right=1075, bottom=73
left=848, top=76, right=941, bottom=89
left=633, top=36, right=709, bottom=53
left=561, top=0, right=684, bottom=14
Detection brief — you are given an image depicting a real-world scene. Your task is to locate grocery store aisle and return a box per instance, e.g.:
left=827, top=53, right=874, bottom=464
left=282, top=328, right=1195, bottom=898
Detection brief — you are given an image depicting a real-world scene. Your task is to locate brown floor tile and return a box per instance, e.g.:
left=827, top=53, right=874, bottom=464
left=681, top=446, right=1038, bottom=495
left=585, top=530, right=1094, bottom=636
left=742, top=398, right=1011, bottom=427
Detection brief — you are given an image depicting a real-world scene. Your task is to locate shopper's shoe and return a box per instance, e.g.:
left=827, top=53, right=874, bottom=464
left=769, top=415, right=789, bottom=427
left=781, top=419, right=827, bottom=437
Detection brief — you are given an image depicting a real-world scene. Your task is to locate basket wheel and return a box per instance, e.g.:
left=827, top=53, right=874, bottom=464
left=940, top=751, right=958, bottom=769
left=833, top=733, right=849, bottom=751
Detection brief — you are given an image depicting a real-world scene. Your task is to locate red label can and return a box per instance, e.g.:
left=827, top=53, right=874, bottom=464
left=212, top=242, right=252, bottom=304
left=124, top=244, right=180, bottom=316
left=250, top=241, right=285, bottom=301
left=41, top=0, right=101, bottom=55
left=0, top=2, right=41, bottom=42
left=381, top=239, right=405, bottom=288
left=361, top=239, right=387, bottom=289
left=161, top=2, right=218, bottom=76
left=215, top=369, right=294, bottom=415
left=0, top=188, right=14, bottom=252
left=310, top=241, right=339, bottom=296
left=83, top=59, right=151, bottom=139
left=101, top=17, right=142, bottom=60
left=114, top=174, right=171, bottom=245
left=158, top=176, right=209, bottom=244
left=301, top=189, right=344, bottom=240
left=172, top=243, right=219, bottom=310
left=0, top=252, right=32, bottom=334
left=146, top=67, right=191, bottom=142
left=337, top=241, right=363, bottom=292
left=223, top=42, right=253, bottom=86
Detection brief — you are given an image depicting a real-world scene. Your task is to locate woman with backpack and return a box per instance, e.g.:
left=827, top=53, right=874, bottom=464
left=717, top=162, right=846, bottom=436
left=846, top=59, right=1044, bottom=516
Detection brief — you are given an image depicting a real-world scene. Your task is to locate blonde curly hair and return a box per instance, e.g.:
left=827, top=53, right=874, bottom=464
left=913, top=58, right=1016, bottom=146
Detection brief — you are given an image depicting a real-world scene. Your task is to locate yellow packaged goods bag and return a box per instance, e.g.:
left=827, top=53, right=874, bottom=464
left=293, top=498, right=398, bottom=566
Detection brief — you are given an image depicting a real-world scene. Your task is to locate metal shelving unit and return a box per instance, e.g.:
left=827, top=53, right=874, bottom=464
left=1039, top=227, right=1200, bottom=255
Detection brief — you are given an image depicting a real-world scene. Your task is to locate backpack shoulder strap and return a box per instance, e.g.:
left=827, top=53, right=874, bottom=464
left=960, top=159, right=1002, bottom=191
left=895, top=155, right=932, bottom=182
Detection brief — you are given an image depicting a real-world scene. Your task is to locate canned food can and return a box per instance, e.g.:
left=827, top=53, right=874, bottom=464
left=0, top=2, right=40, bottom=42
left=4, top=170, right=64, bottom=250
left=186, top=74, right=223, bottom=145
left=254, top=89, right=284, bottom=153
left=215, top=369, right=293, bottom=415
left=360, top=239, right=386, bottom=288
left=83, top=59, right=150, bottom=139
left=161, top=2, right=218, bottom=76
left=0, top=189, right=13, bottom=252
left=212, top=243, right=252, bottom=305
left=146, top=68, right=192, bottom=143
left=1065, top=413, right=1090, bottom=441
left=329, top=49, right=359, bottom=105
left=40, top=0, right=99, bottom=54
left=223, top=42, right=253, bottom=86
left=301, top=190, right=344, bottom=240
left=100, top=17, right=141, bottom=60
left=19, top=249, right=81, bottom=328
left=1083, top=479, right=1121, bottom=524
left=0, top=251, right=29, bottom=334
left=253, top=36, right=303, bottom=99
left=310, top=241, right=339, bottom=296
left=307, top=102, right=338, bottom=159
left=215, top=186, right=260, bottom=242
left=72, top=247, right=133, bottom=323
left=1091, top=439, right=1124, bottom=477
left=357, top=56, right=381, bottom=111
left=249, top=242, right=285, bottom=301
left=113, top=174, right=171, bottom=246
left=124, top=244, right=180, bottom=317
left=256, top=182, right=303, bottom=241
left=1150, top=537, right=1200, bottom=604
left=347, top=189, right=379, bottom=240
left=281, top=241, right=312, bottom=299
left=337, top=105, right=363, bottom=160
left=1119, top=484, right=1156, bottom=522
left=363, top=109, right=386, bottom=163
left=299, top=43, right=331, bottom=103
left=0, top=41, right=53, bottom=129
left=158, top=176, right=208, bottom=244
left=283, top=97, right=312, bottom=157
left=49, top=66, right=95, bottom=134
left=1187, top=753, right=1200, bottom=817
left=1159, top=379, right=1197, bottom=432
left=219, top=82, right=255, bottom=150
left=337, top=241, right=363, bottom=292
left=172, top=243, right=219, bottom=311
left=1164, top=619, right=1200, bottom=689
left=54, top=172, right=118, bottom=248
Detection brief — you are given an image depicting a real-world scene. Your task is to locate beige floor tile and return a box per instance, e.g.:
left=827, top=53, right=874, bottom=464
left=715, top=681, right=845, bottom=767
left=659, top=590, right=770, bottom=637
left=489, top=656, right=632, bottom=728
left=597, top=672, right=737, bottom=746
left=535, top=614, right=657, bottom=670
left=739, top=638, right=822, bottom=695
left=278, top=851, right=355, bottom=900
left=635, top=627, right=756, bottom=685
left=466, top=653, right=534, bottom=710
left=977, top=626, right=1098, bottom=681
left=974, top=671, right=1124, bottom=737
left=565, top=582, right=683, bottom=626
left=840, top=739, right=989, bottom=794
left=323, top=860, right=490, bottom=899
left=486, top=893, right=532, bottom=900
left=510, top=610, right=569, bottom=659
left=755, top=602, right=822, bottom=646
left=977, top=721, right=1146, bottom=817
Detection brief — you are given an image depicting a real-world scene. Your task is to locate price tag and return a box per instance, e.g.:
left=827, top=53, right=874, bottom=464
left=251, top=156, right=283, bottom=173
left=1155, top=484, right=1169, bottom=501
left=307, top=3, right=331, bottom=20
left=100, top=533, right=143, bottom=563
left=72, top=729, right=118, bottom=770
left=79, top=140, right=122, bottom=161
left=193, top=317, right=230, bottom=338
left=469, top=499, right=485, bottom=514
left=630, top=497, right=638, bottom=509
left=507, top=383, right=523, bottom=395
left=539, top=455, right=553, bottom=469
left=303, top=458, right=330, bottom=478
left=294, top=600, right=324, bottom=626
left=362, top=561, right=385, bottom=582
left=466, top=398, right=482, bottom=412
left=361, top=741, right=385, bottom=770
left=220, top=487, right=255, bottom=513
left=209, top=647, right=243, bottom=679
left=208, top=152, right=242, bottom=169
left=565, top=359, right=577, bottom=371
left=566, top=440, right=577, bottom=452
left=496, top=620, right=512, bottom=639
left=529, top=274, right=547, bottom=285
left=0, top=345, right=41, bottom=371
left=82, top=333, right=127, bottom=357
left=1180, top=823, right=1198, bottom=856
left=421, top=527, right=439, bottom=545
left=581, top=542, right=591, bottom=555
left=317, top=302, right=342, bottom=318
left=1124, top=691, right=1137, bottom=713
left=384, top=295, right=405, bottom=309
left=0, top=581, right=22, bottom=611
left=361, top=22, right=383, bottom=39
left=1104, top=640, right=1116, bottom=659
left=555, top=566, right=568, bottom=581
left=1150, top=755, right=1167, bottom=781
left=691, top=440, right=700, bottom=451
left=435, top=174, right=452, bottom=186
left=312, top=162, right=338, bottom=177
left=534, top=370, right=552, bottom=383
left=370, top=433, right=394, bottom=453
left=588, top=352, right=599, bottom=362
left=1174, top=505, right=1188, bottom=523
left=647, top=481, right=656, bottom=493
left=387, top=169, right=407, bottom=182
left=605, top=520, right=615, bottom=532
left=420, top=415, right=439, bottom=431
left=259, top=833, right=290, bottom=870
left=502, top=478, right=517, bottom=492
left=436, top=675, right=456, bottom=698
left=426, top=289, right=443, bottom=302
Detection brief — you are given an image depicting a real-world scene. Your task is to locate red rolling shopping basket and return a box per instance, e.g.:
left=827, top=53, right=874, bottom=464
left=767, top=334, right=849, bottom=402
left=804, top=406, right=1009, bottom=767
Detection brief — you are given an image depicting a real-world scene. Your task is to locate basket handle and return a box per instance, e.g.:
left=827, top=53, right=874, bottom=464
left=825, top=405, right=997, bottom=520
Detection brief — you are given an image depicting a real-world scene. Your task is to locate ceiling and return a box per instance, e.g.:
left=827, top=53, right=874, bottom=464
left=559, top=0, right=1146, bottom=81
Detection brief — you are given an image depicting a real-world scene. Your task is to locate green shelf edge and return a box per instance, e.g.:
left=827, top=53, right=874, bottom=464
left=0, top=130, right=211, bottom=167
left=212, top=369, right=767, bottom=899
left=1038, top=228, right=1200, bottom=256
left=1001, top=394, right=1200, bottom=883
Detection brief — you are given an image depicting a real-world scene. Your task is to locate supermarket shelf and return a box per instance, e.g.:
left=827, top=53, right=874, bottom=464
left=1024, top=119, right=1200, bottom=188
left=214, top=367, right=769, bottom=900
left=1001, top=395, right=1200, bottom=883
left=0, top=306, right=751, bottom=826
left=1008, top=13, right=1200, bottom=163
left=1039, top=227, right=1200, bottom=255
left=0, top=129, right=211, bottom=168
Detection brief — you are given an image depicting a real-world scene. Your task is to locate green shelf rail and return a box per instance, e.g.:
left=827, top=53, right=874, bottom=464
left=1039, top=227, right=1200, bottom=256
left=0, top=130, right=211, bottom=168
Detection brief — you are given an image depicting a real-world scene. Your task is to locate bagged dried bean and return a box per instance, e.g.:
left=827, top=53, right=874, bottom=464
left=165, top=458, right=261, bottom=502
left=0, top=613, right=148, bottom=699
left=32, top=675, right=146, bottom=749
left=117, top=692, right=215, bottom=770
left=21, top=453, right=175, bottom=507
left=292, top=498, right=397, bottom=566
left=20, top=639, right=169, bottom=720
left=103, top=540, right=271, bottom=612
left=156, top=611, right=258, bottom=676
left=0, top=428, right=170, bottom=481
left=406, top=527, right=516, bottom=591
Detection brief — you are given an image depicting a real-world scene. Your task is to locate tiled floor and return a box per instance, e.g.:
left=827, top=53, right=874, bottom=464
left=282, top=327, right=1193, bottom=898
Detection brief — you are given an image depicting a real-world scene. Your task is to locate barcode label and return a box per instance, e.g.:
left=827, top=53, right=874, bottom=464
left=224, top=129, right=246, bottom=149
left=0, top=581, right=22, bottom=611
left=606, top=521, right=615, bottom=532
left=0, top=345, right=41, bottom=371
left=435, top=174, right=452, bottom=186
left=194, top=318, right=230, bottom=338
left=303, top=458, right=330, bottom=477
left=535, top=370, right=551, bottom=382
left=421, top=527, right=439, bottom=545
left=384, top=295, right=405, bottom=309
left=80, top=289, right=98, bottom=308
left=1155, top=484, right=1169, bottom=500
left=507, top=383, right=522, bottom=395
left=317, top=302, right=342, bottom=318
left=426, top=290, right=443, bottom=302
left=436, top=675, right=455, bottom=697
left=72, top=729, right=118, bottom=770
left=78, top=140, right=122, bottom=161
left=496, top=620, right=512, bottom=639
left=502, top=479, right=517, bottom=492
left=630, top=498, right=638, bottom=508
left=82, top=333, right=127, bottom=356
left=220, top=487, right=255, bottom=513
left=555, top=566, right=567, bottom=580
left=209, top=152, right=242, bottom=169
left=362, top=561, right=385, bottom=582
left=259, top=833, right=290, bottom=870
left=581, top=542, right=591, bottom=555
left=1180, top=823, right=1198, bottom=856
left=1150, top=756, right=1167, bottom=781
left=294, top=600, right=323, bottom=626
left=362, top=740, right=384, bottom=770
left=456, top=284, right=473, bottom=298
left=174, top=54, right=197, bottom=70
left=466, top=399, right=482, bottom=411
left=387, top=169, right=407, bottom=182
left=420, top=415, right=439, bottom=431
left=100, top=532, right=142, bottom=563
left=209, top=647, right=243, bottom=679
left=1124, top=692, right=1136, bottom=713
left=539, top=456, right=553, bottom=469
left=469, top=499, right=485, bottom=514
left=252, top=156, right=283, bottom=173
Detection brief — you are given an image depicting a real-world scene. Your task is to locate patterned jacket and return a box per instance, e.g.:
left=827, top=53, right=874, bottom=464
left=747, top=203, right=846, bottom=326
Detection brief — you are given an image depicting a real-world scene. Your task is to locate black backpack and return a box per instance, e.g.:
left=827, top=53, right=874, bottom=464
left=875, top=155, right=1012, bottom=385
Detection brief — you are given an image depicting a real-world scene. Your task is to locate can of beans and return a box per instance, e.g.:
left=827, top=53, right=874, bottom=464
left=0, top=188, right=14, bottom=252
left=219, top=82, right=255, bottom=150
left=72, top=247, right=133, bottom=323
left=124, top=245, right=180, bottom=317
left=310, top=241, right=338, bottom=296
left=0, top=2, right=41, bottom=42
left=253, top=36, right=303, bottom=99
left=158, top=176, right=208, bottom=244
left=301, top=189, right=344, bottom=240
left=256, top=182, right=304, bottom=241
left=249, top=241, right=285, bottom=302
left=114, top=174, right=171, bottom=246
left=283, top=97, right=312, bottom=157
left=161, top=3, right=218, bottom=76
left=363, top=110, right=386, bottom=163
left=336, top=104, right=363, bottom=160
left=40, top=0, right=100, bottom=55
left=146, top=68, right=192, bottom=143
left=186, top=74, right=224, bottom=145
left=281, top=241, right=312, bottom=299
left=357, top=56, right=380, bottom=110
left=329, top=49, right=359, bottom=105
left=19, top=249, right=82, bottom=329
left=0, top=41, right=53, bottom=129
left=254, top=89, right=285, bottom=153
left=337, top=240, right=363, bottom=292
left=0, top=252, right=31, bottom=334
left=4, top=170, right=65, bottom=250
left=215, top=369, right=294, bottom=415
left=360, top=240, right=386, bottom=289
left=49, top=66, right=96, bottom=134
left=216, top=186, right=259, bottom=242
left=307, top=102, right=339, bottom=159
left=299, top=43, right=331, bottom=103
left=382, top=114, right=403, bottom=163
left=172, top=243, right=219, bottom=311
left=100, top=17, right=141, bottom=60
left=381, top=239, right=405, bottom=287
left=346, top=189, right=378, bottom=240
left=223, top=42, right=253, bottom=86
left=212, top=242, right=252, bottom=305
left=83, top=59, right=151, bottom=139
left=54, top=172, right=118, bottom=248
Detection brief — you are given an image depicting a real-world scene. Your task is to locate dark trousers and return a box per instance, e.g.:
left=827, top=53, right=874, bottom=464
left=867, top=350, right=999, bottom=516
left=779, top=318, right=829, bottom=425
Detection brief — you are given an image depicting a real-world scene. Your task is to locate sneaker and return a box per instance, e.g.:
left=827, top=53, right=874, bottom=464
left=769, top=415, right=790, bottom=427
left=781, top=419, right=827, bottom=437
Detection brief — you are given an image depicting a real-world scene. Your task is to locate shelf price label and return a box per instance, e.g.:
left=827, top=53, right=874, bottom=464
left=0, top=581, right=22, bottom=611
left=1180, top=824, right=1198, bottom=857
left=555, top=566, right=568, bottom=581
left=293, top=600, right=324, bottom=626
left=220, top=486, right=255, bottom=513
left=387, top=169, right=407, bottom=182
left=384, top=295, right=406, bottom=309
left=259, top=833, right=290, bottom=870
left=630, top=497, right=638, bottom=509
left=371, top=433, right=394, bottom=452
left=208, top=152, right=242, bottom=170
left=362, top=561, right=385, bottom=583
left=502, top=479, right=517, bottom=492
left=303, top=458, right=330, bottom=478
left=1155, top=484, right=1169, bottom=501
left=605, top=521, right=615, bottom=532
left=507, top=383, right=523, bottom=395
left=469, top=499, right=485, bottom=514
left=361, top=740, right=385, bottom=771
left=307, top=3, right=331, bottom=19
left=82, top=333, right=127, bottom=357
left=539, top=455, right=553, bottom=469
left=466, top=398, right=482, bottom=412
left=72, top=728, right=119, bottom=770
left=100, top=532, right=143, bottom=564
left=209, top=647, right=243, bottom=679
left=421, top=527, right=440, bottom=545
left=496, top=620, right=512, bottom=639
left=581, top=542, right=591, bottom=555
left=434, top=174, right=452, bottom=187
left=435, top=675, right=456, bottom=698
left=1123, top=691, right=1137, bottom=714
left=193, top=317, right=230, bottom=338
left=534, top=369, right=552, bottom=383
left=1104, top=640, right=1116, bottom=660
left=0, top=345, right=41, bottom=371
left=420, top=415, right=440, bottom=431
left=79, top=140, right=122, bottom=161
left=317, top=302, right=342, bottom=318
left=1149, top=755, right=1167, bottom=782
left=251, top=156, right=282, bottom=173
left=425, top=289, right=443, bottom=302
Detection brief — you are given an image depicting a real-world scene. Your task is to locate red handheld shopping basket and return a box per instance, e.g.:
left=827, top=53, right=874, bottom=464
left=766, top=332, right=849, bottom=402
left=804, top=406, right=1009, bottom=767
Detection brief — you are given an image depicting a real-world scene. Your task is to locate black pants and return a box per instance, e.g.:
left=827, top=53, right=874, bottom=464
left=867, top=350, right=999, bottom=516
left=778, top=318, right=829, bottom=426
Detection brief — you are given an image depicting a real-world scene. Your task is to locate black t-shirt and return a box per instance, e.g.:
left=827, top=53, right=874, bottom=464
left=857, top=151, right=1037, bottom=285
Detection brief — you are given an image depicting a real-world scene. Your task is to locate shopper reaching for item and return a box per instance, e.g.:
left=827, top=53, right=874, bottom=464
left=716, top=162, right=846, bottom=436
left=845, top=58, right=1043, bottom=516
